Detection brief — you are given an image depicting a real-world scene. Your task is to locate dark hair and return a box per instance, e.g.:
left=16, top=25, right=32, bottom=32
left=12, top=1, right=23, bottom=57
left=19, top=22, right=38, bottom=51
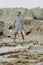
left=19, top=11, right=21, bottom=14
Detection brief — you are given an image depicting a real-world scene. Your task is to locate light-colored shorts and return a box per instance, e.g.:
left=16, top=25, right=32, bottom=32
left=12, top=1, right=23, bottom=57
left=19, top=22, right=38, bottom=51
left=15, top=26, right=22, bottom=32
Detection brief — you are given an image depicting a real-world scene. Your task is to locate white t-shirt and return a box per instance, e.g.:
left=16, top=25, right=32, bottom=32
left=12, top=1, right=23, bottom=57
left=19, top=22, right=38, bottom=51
left=15, top=16, right=23, bottom=29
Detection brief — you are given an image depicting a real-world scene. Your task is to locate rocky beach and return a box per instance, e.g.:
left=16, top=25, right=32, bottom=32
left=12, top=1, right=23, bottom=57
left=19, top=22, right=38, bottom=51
left=0, top=8, right=43, bottom=65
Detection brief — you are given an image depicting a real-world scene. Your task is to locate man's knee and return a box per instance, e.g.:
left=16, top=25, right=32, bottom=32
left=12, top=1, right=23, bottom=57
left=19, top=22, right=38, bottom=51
left=21, top=31, right=23, bottom=34
left=15, top=32, right=18, bottom=35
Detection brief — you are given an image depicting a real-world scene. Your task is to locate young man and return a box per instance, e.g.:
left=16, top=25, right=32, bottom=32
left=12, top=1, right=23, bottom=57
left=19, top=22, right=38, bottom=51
left=14, top=11, right=24, bottom=42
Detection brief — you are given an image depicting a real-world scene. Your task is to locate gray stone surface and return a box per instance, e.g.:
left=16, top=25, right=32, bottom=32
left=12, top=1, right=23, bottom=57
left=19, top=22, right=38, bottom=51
left=0, top=8, right=43, bottom=65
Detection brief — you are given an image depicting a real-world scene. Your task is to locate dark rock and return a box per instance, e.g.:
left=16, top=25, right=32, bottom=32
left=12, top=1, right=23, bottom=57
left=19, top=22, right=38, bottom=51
left=26, top=31, right=31, bottom=35
left=0, top=31, right=3, bottom=35
left=9, top=26, right=13, bottom=29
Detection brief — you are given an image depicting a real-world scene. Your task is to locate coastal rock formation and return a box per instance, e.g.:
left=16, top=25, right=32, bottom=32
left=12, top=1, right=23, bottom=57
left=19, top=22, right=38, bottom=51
left=0, top=8, right=43, bottom=65
left=0, top=8, right=43, bottom=36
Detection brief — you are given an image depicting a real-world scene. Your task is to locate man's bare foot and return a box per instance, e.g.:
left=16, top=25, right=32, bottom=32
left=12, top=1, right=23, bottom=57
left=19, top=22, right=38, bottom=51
left=20, top=40, right=25, bottom=45
left=13, top=40, right=16, bottom=43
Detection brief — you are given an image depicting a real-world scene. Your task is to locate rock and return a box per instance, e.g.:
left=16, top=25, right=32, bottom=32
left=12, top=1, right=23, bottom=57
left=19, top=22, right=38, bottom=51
left=9, top=26, right=13, bottom=29
left=0, top=21, right=4, bottom=35
left=0, top=8, right=43, bottom=36
left=0, top=8, right=43, bottom=65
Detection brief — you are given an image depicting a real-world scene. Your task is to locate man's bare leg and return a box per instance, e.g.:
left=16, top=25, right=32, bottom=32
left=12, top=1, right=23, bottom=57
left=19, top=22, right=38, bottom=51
left=21, top=32, right=24, bottom=40
left=14, top=32, right=18, bottom=42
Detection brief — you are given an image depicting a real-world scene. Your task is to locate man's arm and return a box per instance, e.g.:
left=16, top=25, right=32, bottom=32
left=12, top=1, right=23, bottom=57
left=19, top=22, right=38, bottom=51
left=22, top=18, right=24, bottom=26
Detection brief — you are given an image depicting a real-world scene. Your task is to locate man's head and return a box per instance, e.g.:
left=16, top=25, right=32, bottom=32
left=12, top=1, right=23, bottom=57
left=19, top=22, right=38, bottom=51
left=17, top=11, right=21, bottom=16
